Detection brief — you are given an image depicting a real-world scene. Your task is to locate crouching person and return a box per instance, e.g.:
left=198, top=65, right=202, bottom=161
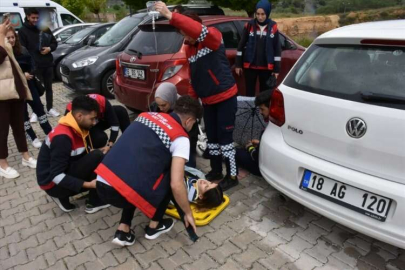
left=95, top=96, right=202, bottom=246
left=36, top=96, right=110, bottom=213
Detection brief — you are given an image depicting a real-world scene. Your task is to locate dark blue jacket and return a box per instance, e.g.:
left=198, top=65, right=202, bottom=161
left=95, top=112, right=188, bottom=218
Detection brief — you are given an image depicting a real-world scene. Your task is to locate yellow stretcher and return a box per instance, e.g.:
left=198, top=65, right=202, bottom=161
left=165, top=195, right=230, bottom=226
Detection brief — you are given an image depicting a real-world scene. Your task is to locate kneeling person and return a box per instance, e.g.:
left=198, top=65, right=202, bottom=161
left=36, top=96, right=109, bottom=213
left=95, top=96, right=203, bottom=246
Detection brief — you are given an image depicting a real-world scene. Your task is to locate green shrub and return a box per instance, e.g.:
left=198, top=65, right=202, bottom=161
left=293, top=36, right=315, bottom=48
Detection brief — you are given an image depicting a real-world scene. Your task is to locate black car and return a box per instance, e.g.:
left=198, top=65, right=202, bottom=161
left=53, top=23, right=114, bottom=80
left=60, top=5, right=225, bottom=99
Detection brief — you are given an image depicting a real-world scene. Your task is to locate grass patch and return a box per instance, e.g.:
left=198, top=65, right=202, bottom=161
left=292, top=36, right=315, bottom=48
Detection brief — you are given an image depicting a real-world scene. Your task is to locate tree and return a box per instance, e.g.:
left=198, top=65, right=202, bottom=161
left=210, top=0, right=280, bottom=17
left=122, top=0, right=149, bottom=12
left=84, top=0, right=107, bottom=22
left=62, top=0, right=85, bottom=17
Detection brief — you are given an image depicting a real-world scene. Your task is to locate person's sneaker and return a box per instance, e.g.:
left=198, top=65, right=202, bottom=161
left=219, top=175, right=239, bottom=191
left=0, top=166, right=20, bottom=179
left=205, top=171, right=224, bottom=181
left=85, top=201, right=110, bottom=214
left=145, top=218, right=175, bottom=240
left=47, top=108, right=60, bottom=117
left=32, top=138, right=42, bottom=148
left=112, top=230, right=136, bottom=246
left=22, top=157, right=37, bottom=169
left=51, top=197, right=76, bottom=212
left=30, top=113, right=38, bottom=123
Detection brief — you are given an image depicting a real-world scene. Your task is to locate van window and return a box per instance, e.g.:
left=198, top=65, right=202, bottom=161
left=125, top=26, right=183, bottom=56
left=94, top=16, right=143, bottom=47
left=61, top=14, right=80, bottom=25
left=0, top=13, right=23, bottom=30
left=284, top=45, right=405, bottom=110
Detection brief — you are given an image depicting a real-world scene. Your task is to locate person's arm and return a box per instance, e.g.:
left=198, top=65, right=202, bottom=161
left=48, top=29, right=58, bottom=52
left=272, top=23, right=282, bottom=75
left=103, top=101, right=119, bottom=144
left=171, top=156, right=196, bottom=232
left=48, top=136, right=86, bottom=192
left=0, top=19, right=10, bottom=64
left=235, top=22, right=249, bottom=70
left=18, top=28, right=28, bottom=49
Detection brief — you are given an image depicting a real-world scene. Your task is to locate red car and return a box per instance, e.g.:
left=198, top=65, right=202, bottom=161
left=114, top=16, right=305, bottom=111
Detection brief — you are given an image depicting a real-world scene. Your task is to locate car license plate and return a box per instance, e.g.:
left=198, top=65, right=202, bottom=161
left=300, top=170, right=392, bottom=222
left=61, top=76, right=69, bottom=84
left=124, top=67, right=145, bottom=80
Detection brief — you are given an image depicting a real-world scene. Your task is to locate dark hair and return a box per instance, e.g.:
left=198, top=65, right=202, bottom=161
left=196, top=185, right=224, bottom=209
left=174, top=95, right=203, bottom=120
left=173, top=5, right=185, bottom=14
left=25, top=8, right=39, bottom=16
left=7, top=27, right=22, bottom=56
left=182, top=10, right=202, bottom=24
left=71, top=96, right=100, bottom=115
left=254, top=90, right=272, bottom=108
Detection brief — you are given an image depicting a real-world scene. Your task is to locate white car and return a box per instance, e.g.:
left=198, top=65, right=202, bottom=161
left=259, top=20, right=405, bottom=249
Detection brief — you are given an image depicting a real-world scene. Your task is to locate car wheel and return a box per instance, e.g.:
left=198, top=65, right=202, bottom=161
left=55, top=62, right=62, bottom=81
left=101, top=70, right=115, bottom=99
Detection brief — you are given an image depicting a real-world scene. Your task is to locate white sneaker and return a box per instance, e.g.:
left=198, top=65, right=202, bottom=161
left=30, top=113, right=38, bottom=123
left=47, top=108, right=60, bottom=117
left=0, top=167, right=20, bottom=179
left=32, top=138, right=42, bottom=148
left=22, top=157, right=37, bottom=169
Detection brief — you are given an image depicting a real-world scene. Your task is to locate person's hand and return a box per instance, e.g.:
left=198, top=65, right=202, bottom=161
left=24, top=72, right=33, bottom=80
left=184, top=212, right=197, bottom=233
left=41, top=47, right=51, bottom=55
left=245, top=141, right=253, bottom=149
left=99, top=145, right=111, bottom=154
left=0, top=19, right=10, bottom=37
left=274, top=73, right=279, bottom=79
left=251, top=139, right=260, bottom=146
left=235, top=68, right=242, bottom=76
left=155, top=1, right=172, bottom=20
left=83, top=179, right=97, bottom=189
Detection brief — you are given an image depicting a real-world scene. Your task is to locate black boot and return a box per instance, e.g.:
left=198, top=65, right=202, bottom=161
left=219, top=175, right=239, bottom=191
left=206, top=156, right=224, bottom=181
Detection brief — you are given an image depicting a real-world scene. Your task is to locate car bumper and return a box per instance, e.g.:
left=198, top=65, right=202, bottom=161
left=60, top=64, right=101, bottom=93
left=259, top=123, right=405, bottom=249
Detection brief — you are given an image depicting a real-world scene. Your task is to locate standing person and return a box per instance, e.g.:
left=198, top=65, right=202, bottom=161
left=235, top=90, right=271, bottom=176
left=36, top=96, right=110, bottom=213
left=155, top=2, right=239, bottom=191
left=95, top=96, right=202, bottom=246
left=150, top=82, right=198, bottom=168
left=18, top=8, right=59, bottom=118
left=0, top=18, right=37, bottom=179
left=235, top=0, right=281, bottom=97
left=65, top=94, right=130, bottom=149
left=6, top=26, right=52, bottom=149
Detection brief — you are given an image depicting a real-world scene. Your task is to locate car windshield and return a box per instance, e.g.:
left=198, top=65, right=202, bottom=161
left=94, top=16, right=143, bottom=47
left=125, top=26, right=183, bottom=56
left=284, top=44, right=405, bottom=109
left=65, top=27, right=94, bottom=44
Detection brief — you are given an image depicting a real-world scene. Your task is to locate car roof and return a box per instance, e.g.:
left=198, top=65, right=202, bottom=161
left=88, top=22, right=115, bottom=29
left=316, top=20, right=405, bottom=44
left=149, top=15, right=248, bottom=26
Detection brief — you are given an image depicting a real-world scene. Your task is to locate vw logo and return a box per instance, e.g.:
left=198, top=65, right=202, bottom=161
left=130, top=56, right=136, bottom=63
left=346, top=118, right=367, bottom=138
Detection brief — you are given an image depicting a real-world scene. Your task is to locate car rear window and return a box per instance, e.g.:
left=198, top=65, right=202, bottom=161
left=125, top=26, right=183, bottom=56
left=284, top=44, right=405, bottom=110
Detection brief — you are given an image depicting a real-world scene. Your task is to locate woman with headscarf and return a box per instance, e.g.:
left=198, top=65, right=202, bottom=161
left=235, top=0, right=282, bottom=97
left=150, top=82, right=198, bottom=168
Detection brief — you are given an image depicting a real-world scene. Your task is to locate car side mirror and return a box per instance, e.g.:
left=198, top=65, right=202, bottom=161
left=56, top=37, right=62, bottom=42
left=284, top=39, right=295, bottom=50
left=87, top=35, right=96, bottom=46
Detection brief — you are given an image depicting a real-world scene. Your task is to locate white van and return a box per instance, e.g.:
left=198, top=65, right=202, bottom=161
left=0, top=0, right=83, bottom=31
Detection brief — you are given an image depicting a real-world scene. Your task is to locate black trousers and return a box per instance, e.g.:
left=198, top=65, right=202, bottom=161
left=24, top=80, right=52, bottom=141
left=91, top=106, right=131, bottom=149
left=45, top=150, right=104, bottom=205
left=235, top=148, right=262, bottom=176
left=97, top=182, right=172, bottom=227
left=244, top=68, right=273, bottom=97
left=203, top=96, right=238, bottom=177
left=35, top=67, right=54, bottom=111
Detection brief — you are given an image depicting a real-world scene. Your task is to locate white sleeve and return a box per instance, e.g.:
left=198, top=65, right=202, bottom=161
left=170, top=136, right=190, bottom=161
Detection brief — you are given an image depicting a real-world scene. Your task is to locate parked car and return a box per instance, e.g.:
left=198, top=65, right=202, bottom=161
left=259, top=20, right=405, bottom=249
left=53, top=23, right=114, bottom=80
left=59, top=12, right=149, bottom=98
left=0, top=0, right=83, bottom=31
left=114, top=17, right=304, bottom=111
left=53, top=23, right=97, bottom=43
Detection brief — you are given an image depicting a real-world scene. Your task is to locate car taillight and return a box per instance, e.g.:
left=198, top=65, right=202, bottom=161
left=160, top=59, right=187, bottom=81
left=269, top=88, right=285, bottom=127
left=115, top=57, right=121, bottom=76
